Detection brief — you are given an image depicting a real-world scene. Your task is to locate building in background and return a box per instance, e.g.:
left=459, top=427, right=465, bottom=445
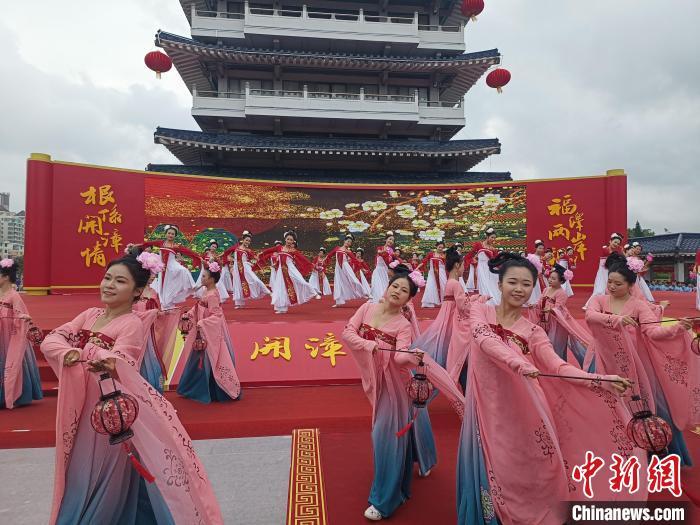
left=0, top=193, right=25, bottom=257
left=0, top=192, right=9, bottom=211
left=147, top=0, right=509, bottom=185
left=631, top=233, right=700, bottom=283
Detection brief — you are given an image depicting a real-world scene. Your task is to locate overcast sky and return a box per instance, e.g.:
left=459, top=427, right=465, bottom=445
left=2, top=1, right=698, bottom=233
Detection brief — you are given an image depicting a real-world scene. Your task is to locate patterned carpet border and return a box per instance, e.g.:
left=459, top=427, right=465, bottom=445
left=287, top=428, right=328, bottom=525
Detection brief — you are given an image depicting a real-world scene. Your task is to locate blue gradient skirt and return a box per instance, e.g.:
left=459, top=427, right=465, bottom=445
left=139, top=338, right=164, bottom=394
left=0, top=342, right=43, bottom=409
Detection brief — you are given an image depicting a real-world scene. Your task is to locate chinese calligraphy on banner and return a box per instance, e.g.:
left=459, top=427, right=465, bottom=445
left=77, top=185, right=124, bottom=268
left=546, top=194, right=588, bottom=262
left=250, top=332, right=347, bottom=367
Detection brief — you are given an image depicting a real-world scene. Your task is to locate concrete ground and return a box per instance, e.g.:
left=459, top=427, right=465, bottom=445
left=0, top=436, right=291, bottom=525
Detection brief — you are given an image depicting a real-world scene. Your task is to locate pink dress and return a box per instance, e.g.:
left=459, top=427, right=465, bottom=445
left=585, top=294, right=698, bottom=463
left=342, top=302, right=463, bottom=518
left=457, top=303, right=646, bottom=525
left=41, top=308, right=224, bottom=524
left=171, top=289, right=241, bottom=402
left=527, top=287, right=593, bottom=369
left=0, top=289, right=43, bottom=409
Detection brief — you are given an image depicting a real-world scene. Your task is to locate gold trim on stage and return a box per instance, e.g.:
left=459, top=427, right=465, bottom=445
left=287, top=428, right=327, bottom=525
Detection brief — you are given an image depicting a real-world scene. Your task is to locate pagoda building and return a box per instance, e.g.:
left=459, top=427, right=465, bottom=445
left=149, top=0, right=509, bottom=184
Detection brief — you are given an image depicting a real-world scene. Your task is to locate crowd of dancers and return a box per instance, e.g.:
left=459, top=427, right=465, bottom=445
left=0, top=225, right=699, bottom=524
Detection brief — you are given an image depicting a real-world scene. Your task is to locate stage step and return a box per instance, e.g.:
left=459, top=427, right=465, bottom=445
left=42, top=380, right=59, bottom=397
left=38, top=362, right=56, bottom=382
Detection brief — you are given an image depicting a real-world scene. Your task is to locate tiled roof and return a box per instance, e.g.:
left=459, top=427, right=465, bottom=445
left=155, top=31, right=500, bottom=101
left=630, top=233, right=700, bottom=256
left=145, top=164, right=512, bottom=184
left=154, top=127, right=500, bottom=167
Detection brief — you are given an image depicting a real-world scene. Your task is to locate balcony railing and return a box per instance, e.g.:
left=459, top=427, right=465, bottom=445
left=192, top=86, right=464, bottom=126
left=191, top=4, right=465, bottom=50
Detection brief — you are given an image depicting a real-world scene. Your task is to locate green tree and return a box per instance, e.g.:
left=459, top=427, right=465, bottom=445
left=628, top=221, right=655, bottom=238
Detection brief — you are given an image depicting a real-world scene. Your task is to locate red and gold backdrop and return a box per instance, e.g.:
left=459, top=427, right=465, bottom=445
left=24, top=155, right=627, bottom=294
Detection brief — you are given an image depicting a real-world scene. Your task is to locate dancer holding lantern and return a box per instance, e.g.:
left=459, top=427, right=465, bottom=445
left=309, top=247, right=332, bottom=297
left=527, top=264, right=592, bottom=369
left=457, top=253, right=644, bottom=525
left=464, top=227, right=500, bottom=303
left=583, top=232, right=624, bottom=309
left=370, top=231, right=396, bottom=303
left=0, top=258, right=43, bottom=409
left=222, top=231, right=271, bottom=309
left=418, top=241, right=447, bottom=308
left=584, top=253, right=698, bottom=465
left=342, top=270, right=463, bottom=521
left=139, top=225, right=201, bottom=309
left=41, top=253, right=223, bottom=524
left=327, top=234, right=367, bottom=307
left=173, top=261, right=241, bottom=403
left=259, top=231, right=320, bottom=314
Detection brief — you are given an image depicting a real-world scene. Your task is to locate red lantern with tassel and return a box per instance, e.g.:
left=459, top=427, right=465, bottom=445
left=691, top=320, right=700, bottom=356
left=625, top=395, right=672, bottom=454
left=26, top=323, right=45, bottom=345
left=396, top=356, right=434, bottom=438
left=144, top=51, right=172, bottom=79
left=461, top=0, right=484, bottom=21
left=179, top=314, right=194, bottom=336
left=90, top=373, right=155, bottom=482
left=486, top=68, right=511, bottom=94
left=193, top=330, right=207, bottom=369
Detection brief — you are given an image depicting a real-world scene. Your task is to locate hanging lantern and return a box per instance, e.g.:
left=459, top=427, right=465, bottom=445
left=406, top=359, right=434, bottom=408
left=486, top=68, right=511, bottom=94
left=691, top=320, right=700, bottom=356
left=179, top=314, right=194, bottom=336
left=461, top=0, right=484, bottom=21
left=144, top=50, right=172, bottom=79
left=26, top=323, right=45, bottom=345
left=625, top=395, right=672, bottom=454
left=90, top=373, right=140, bottom=445
left=193, top=330, right=207, bottom=352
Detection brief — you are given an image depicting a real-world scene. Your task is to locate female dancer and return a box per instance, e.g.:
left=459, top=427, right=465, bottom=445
left=174, top=261, right=241, bottom=403
left=457, top=253, right=643, bottom=525
left=267, top=240, right=283, bottom=289
left=409, top=252, right=421, bottom=272
left=528, top=264, right=592, bottom=369
left=41, top=253, right=223, bottom=524
left=139, top=225, right=200, bottom=309
left=388, top=263, right=422, bottom=340
left=327, top=234, right=367, bottom=307
left=309, top=247, right=332, bottom=297
left=370, top=232, right=396, bottom=303
left=419, top=241, right=447, bottom=308
left=526, top=240, right=548, bottom=306
left=583, top=232, right=623, bottom=309
left=0, top=258, right=43, bottom=409
left=342, top=271, right=463, bottom=521
left=260, top=231, right=320, bottom=314
left=629, top=243, right=655, bottom=302
left=464, top=227, right=500, bottom=303
left=194, top=240, right=229, bottom=302
left=557, top=246, right=576, bottom=297
left=131, top=252, right=168, bottom=393
left=222, top=231, right=271, bottom=309
left=585, top=253, right=697, bottom=464
left=354, top=248, right=372, bottom=296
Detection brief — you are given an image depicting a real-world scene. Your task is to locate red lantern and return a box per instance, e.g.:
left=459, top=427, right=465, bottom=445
left=406, top=359, right=434, bottom=408
left=461, top=0, right=484, bottom=21
left=144, top=51, right=172, bottom=79
left=625, top=395, right=672, bottom=454
left=179, top=314, right=194, bottom=336
left=90, top=373, right=139, bottom=445
left=486, top=68, right=511, bottom=94
left=26, top=323, right=45, bottom=345
left=691, top=320, right=700, bottom=356
left=193, top=330, right=207, bottom=352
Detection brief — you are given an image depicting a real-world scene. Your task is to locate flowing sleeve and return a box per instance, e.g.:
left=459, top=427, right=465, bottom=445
left=530, top=326, right=598, bottom=380
left=222, top=245, right=237, bottom=263
left=9, top=291, right=29, bottom=315
left=140, top=240, right=159, bottom=249
left=292, top=251, right=315, bottom=277
left=585, top=295, right=622, bottom=329
left=342, top=302, right=375, bottom=354
left=258, top=246, right=278, bottom=264
left=637, top=301, right=686, bottom=340
left=469, top=303, right=538, bottom=375
left=40, top=309, right=92, bottom=373
left=175, top=246, right=203, bottom=267
left=417, top=253, right=431, bottom=271
left=109, top=317, right=147, bottom=372
left=553, top=289, right=568, bottom=308
left=464, top=242, right=481, bottom=266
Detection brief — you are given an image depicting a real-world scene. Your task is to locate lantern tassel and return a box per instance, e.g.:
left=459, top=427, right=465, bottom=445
left=470, top=15, right=477, bottom=22
left=198, top=353, right=204, bottom=370
left=497, top=87, right=503, bottom=94
left=396, top=408, right=418, bottom=438
left=156, top=71, right=162, bottom=79
left=123, top=442, right=156, bottom=483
